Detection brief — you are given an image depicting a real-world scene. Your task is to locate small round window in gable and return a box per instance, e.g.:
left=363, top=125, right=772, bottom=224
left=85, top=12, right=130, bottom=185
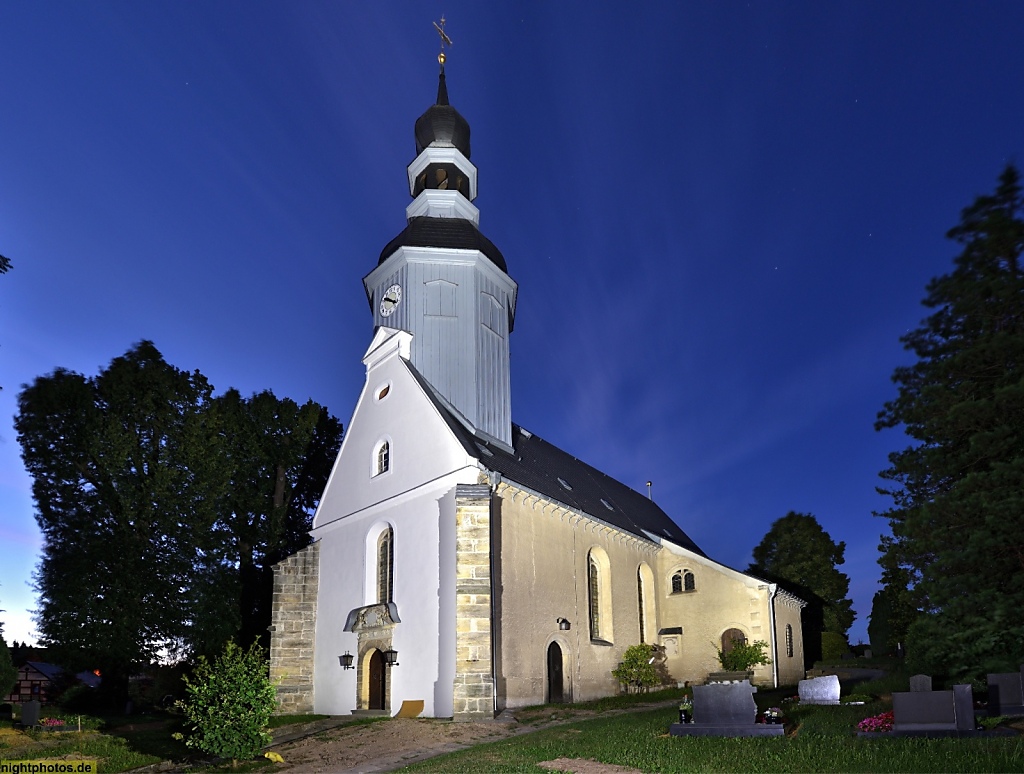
left=375, top=383, right=391, bottom=401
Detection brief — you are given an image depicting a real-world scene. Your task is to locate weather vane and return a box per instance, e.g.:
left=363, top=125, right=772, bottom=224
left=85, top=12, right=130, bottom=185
left=433, top=16, right=452, bottom=68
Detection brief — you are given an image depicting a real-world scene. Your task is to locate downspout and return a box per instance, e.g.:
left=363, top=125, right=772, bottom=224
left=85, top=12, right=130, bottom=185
left=767, top=583, right=779, bottom=688
left=488, top=470, right=501, bottom=716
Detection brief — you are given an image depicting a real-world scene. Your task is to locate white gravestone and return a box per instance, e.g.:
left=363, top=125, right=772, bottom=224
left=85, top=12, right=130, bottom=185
left=798, top=674, right=841, bottom=705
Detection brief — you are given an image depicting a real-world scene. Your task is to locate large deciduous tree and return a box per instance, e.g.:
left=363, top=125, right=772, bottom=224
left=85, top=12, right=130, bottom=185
left=748, top=511, right=855, bottom=665
left=17, top=342, right=227, bottom=699
left=876, top=165, right=1024, bottom=679
left=16, top=341, right=342, bottom=699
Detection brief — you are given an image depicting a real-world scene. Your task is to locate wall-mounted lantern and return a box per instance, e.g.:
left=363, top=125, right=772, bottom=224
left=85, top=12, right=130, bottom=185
left=339, top=651, right=354, bottom=669
left=557, top=617, right=571, bottom=631
left=383, top=648, right=399, bottom=667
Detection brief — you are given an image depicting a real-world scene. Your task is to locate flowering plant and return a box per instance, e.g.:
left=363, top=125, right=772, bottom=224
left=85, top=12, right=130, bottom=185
left=857, top=711, right=894, bottom=733
left=678, top=697, right=693, bottom=711
left=762, top=707, right=783, bottom=722
left=40, top=717, right=66, bottom=727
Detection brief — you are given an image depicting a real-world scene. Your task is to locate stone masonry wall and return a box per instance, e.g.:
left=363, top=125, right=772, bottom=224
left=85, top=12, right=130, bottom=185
left=269, top=541, right=319, bottom=714
left=453, top=484, right=494, bottom=721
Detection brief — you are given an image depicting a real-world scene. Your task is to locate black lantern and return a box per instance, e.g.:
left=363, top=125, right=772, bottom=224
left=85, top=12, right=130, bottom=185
left=383, top=648, right=399, bottom=667
left=557, top=617, right=571, bottom=631
left=339, top=651, right=354, bottom=669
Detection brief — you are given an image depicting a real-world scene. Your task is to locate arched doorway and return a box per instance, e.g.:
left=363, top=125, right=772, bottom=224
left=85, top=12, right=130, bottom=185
left=368, top=649, right=387, bottom=710
left=721, top=628, right=747, bottom=656
left=546, top=642, right=564, bottom=703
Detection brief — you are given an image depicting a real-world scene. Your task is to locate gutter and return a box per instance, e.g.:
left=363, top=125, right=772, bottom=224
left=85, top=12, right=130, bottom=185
left=768, top=584, right=779, bottom=688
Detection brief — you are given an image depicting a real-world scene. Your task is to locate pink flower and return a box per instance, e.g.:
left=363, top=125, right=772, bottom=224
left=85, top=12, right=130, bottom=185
left=857, top=711, right=894, bottom=733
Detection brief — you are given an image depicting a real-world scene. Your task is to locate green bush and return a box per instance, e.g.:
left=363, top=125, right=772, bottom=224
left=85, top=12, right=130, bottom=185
left=821, top=631, right=849, bottom=662
left=175, top=641, right=276, bottom=766
left=611, top=644, right=659, bottom=693
left=717, top=639, right=771, bottom=672
left=0, top=634, right=16, bottom=699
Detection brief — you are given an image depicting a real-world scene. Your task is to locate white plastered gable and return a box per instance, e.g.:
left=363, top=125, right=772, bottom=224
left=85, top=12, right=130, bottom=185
left=312, top=326, right=480, bottom=533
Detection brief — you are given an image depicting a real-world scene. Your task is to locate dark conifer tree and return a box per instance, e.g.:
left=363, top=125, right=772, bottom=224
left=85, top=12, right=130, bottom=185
left=876, top=165, right=1024, bottom=678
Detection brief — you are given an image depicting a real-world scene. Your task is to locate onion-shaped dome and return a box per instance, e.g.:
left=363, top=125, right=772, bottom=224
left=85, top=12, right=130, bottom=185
left=414, top=71, right=471, bottom=158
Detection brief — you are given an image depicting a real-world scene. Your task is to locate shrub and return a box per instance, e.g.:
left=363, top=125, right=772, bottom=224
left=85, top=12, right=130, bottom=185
left=717, top=639, right=771, bottom=672
left=611, top=644, right=659, bottom=694
left=175, top=641, right=276, bottom=766
left=821, top=631, right=849, bottom=662
left=0, top=635, right=15, bottom=699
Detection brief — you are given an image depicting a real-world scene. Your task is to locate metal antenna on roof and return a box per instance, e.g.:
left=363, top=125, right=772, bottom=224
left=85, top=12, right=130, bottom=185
left=646, top=481, right=652, bottom=500
left=433, top=16, right=453, bottom=70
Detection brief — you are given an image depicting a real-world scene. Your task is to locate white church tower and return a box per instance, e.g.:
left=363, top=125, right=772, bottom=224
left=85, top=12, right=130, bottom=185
left=361, top=62, right=517, bottom=448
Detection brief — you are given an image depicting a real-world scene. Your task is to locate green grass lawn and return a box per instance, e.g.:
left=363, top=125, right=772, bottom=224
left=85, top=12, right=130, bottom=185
left=402, top=701, right=1024, bottom=773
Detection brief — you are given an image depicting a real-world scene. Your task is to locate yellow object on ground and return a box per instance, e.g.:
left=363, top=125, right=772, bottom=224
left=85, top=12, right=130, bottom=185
left=395, top=700, right=425, bottom=718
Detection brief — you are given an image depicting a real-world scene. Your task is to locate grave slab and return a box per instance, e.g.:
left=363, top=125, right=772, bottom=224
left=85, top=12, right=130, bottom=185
left=909, top=674, right=932, bottom=692
left=21, top=699, right=40, bottom=728
left=798, top=674, right=841, bottom=705
left=987, top=666, right=1024, bottom=717
left=892, top=685, right=975, bottom=736
left=669, top=680, right=784, bottom=738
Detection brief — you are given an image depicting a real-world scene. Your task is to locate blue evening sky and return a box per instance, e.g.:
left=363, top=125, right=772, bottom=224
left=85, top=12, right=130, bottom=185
left=2, top=2, right=1023, bottom=646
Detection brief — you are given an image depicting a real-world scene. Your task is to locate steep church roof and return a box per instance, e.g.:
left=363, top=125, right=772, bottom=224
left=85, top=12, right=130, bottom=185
left=414, top=70, right=471, bottom=158
left=402, top=359, right=705, bottom=555
left=377, top=216, right=507, bottom=273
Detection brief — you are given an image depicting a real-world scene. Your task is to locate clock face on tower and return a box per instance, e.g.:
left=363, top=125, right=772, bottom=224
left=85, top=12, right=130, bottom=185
left=379, top=284, right=403, bottom=317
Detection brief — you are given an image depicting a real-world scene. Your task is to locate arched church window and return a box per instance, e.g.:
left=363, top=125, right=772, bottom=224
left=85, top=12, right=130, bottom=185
left=684, top=571, right=696, bottom=592
left=786, top=624, right=794, bottom=658
left=435, top=167, right=449, bottom=190
left=671, top=572, right=683, bottom=594
left=637, top=568, right=645, bottom=644
left=377, top=527, right=394, bottom=604
left=374, top=440, right=390, bottom=476
left=587, top=548, right=613, bottom=643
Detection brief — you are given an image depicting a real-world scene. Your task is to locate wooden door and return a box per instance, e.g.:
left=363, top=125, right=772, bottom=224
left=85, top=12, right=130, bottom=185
left=369, top=649, right=386, bottom=710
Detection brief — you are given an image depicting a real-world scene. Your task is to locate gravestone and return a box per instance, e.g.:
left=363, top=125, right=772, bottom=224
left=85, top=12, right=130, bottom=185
left=892, top=685, right=974, bottom=735
left=0, top=703, right=12, bottom=721
left=987, top=666, right=1024, bottom=716
left=909, top=674, right=933, bottom=692
left=669, top=680, right=784, bottom=737
left=798, top=674, right=841, bottom=705
left=21, top=699, right=40, bottom=728
left=863, top=648, right=872, bottom=659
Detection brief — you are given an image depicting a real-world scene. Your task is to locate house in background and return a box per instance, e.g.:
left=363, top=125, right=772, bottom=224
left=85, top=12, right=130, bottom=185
left=5, top=661, right=101, bottom=705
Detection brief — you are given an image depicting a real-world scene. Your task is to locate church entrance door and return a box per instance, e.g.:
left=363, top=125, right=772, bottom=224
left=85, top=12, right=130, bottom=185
left=368, top=649, right=386, bottom=710
left=547, top=642, right=564, bottom=703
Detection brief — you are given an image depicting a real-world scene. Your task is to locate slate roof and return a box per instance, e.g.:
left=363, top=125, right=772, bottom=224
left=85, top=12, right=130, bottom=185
left=414, top=71, right=471, bottom=159
left=404, top=360, right=705, bottom=555
left=378, top=217, right=507, bottom=273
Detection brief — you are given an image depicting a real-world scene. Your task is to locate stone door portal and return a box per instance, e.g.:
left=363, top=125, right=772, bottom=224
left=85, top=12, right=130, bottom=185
left=547, top=642, right=564, bottom=703
left=368, top=649, right=386, bottom=710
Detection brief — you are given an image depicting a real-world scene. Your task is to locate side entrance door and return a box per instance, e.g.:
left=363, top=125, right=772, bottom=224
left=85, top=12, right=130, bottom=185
left=547, top=642, right=564, bottom=703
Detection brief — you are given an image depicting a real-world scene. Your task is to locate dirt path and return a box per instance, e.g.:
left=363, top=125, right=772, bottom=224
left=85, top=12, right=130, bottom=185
left=267, top=700, right=679, bottom=774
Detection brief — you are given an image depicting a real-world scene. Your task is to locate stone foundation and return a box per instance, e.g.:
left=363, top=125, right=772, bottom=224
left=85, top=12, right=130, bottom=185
left=269, top=541, right=319, bottom=714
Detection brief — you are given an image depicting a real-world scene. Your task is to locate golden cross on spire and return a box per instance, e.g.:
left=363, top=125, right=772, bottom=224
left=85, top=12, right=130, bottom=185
left=433, top=16, right=452, bottom=67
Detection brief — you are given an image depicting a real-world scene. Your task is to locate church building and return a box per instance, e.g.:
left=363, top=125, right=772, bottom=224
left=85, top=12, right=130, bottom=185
left=269, top=54, right=805, bottom=720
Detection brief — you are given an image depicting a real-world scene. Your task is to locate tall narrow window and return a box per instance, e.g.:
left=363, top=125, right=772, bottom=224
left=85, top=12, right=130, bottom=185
left=588, top=556, right=600, bottom=641
left=671, top=572, right=683, bottom=594
left=684, top=571, right=696, bottom=592
left=377, top=527, right=394, bottom=604
left=786, top=624, right=794, bottom=658
left=637, top=569, right=646, bottom=644
left=375, top=440, right=390, bottom=476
